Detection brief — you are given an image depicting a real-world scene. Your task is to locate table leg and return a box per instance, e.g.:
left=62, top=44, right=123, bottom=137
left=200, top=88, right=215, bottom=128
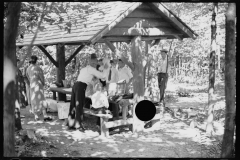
left=122, top=105, right=128, bottom=120
left=101, top=117, right=109, bottom=137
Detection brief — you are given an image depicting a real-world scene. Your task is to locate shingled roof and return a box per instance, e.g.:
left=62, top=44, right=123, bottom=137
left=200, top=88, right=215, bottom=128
left=16, top=2, right=198, bottom=46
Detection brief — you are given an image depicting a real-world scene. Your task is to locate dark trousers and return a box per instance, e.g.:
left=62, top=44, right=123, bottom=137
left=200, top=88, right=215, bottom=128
left=157, top=73, right=168, bottom=103
left=67, top=81, right=87, bottom=129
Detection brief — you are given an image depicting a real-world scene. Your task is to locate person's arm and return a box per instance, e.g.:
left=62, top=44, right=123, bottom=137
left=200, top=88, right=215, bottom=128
left=90, top=67, right=108, bottom=80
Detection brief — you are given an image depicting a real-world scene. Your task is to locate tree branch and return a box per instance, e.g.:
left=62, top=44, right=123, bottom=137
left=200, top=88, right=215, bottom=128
left=17, top=2, right=53, bottom=69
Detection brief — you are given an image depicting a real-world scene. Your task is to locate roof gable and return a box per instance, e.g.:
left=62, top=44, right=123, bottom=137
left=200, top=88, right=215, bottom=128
left=16, top=2, right=197, bottom=46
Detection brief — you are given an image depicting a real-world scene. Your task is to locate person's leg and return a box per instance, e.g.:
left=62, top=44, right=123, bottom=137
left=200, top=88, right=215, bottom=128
left=162, top=74, right=168, bottom=105
left=108, top=101, right=119, bottom=120
left=68, top=84, right=76, bottom=128
left=74, top=82, right=86, bottom=130
left=158, top=73, right=165, bottom=103
left=26, top=83, right=31, bottom=108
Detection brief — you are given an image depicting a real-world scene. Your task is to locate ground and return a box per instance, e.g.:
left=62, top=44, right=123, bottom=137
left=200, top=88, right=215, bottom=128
left=16, top=79, right=226, bottom=158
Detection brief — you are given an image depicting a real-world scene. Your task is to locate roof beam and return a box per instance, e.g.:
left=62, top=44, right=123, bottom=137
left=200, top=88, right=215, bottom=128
left=38, top=45, right=58, bottom=67
left=104, top=39, right=116, bottom=52
left=65, top=45, right=85, bottom=67
left=90, top=2, right=141, bottom=44
left=148, top=3, right=197, bottom=40
left=174, top=35, right=183, bottom=41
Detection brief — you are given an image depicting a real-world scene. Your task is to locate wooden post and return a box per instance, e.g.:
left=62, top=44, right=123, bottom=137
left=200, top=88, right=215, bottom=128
left=56, top=43, right=66, bottom=101
left=131, top=36, right=145, bottom=134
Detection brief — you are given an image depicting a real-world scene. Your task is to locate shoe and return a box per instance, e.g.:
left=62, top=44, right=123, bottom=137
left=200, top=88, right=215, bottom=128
left=77, top=126, right=85, bottom=132
left=144, top=121, right=153, bottom=129
left=44, top=116, right=53, bottom=121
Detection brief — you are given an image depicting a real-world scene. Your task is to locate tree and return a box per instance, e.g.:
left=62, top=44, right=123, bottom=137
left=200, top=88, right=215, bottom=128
left=4, top=2, right=21, bottom=156
left=205, top=3, right=218, bottom=136
left=221, top=3, right=236, bottom=158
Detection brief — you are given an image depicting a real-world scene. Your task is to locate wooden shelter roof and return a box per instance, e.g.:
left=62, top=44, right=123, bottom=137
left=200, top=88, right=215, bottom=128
left=16, top=2, right=198, bottom=47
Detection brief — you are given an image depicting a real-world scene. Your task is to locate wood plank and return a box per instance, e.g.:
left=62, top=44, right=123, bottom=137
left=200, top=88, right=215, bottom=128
left=149, top=3, right=197, bottom=39
left=116, top=18, right=170, bottom=28
left=100, top=118, right=109, bottom=137
left=65, top=45, right=85, bottom=67
left=49, top=87, right=72, bottom=95
left=105, top=118, right=133, bottom=128
left=56, top=44, right=66, bottom=101
left=151, top=39, right=161, bottom=46
left=104, top=39, right=116, bottom=52
left=174, top=35, right=183, bottom=41
left=23, top=25, right=106, bottom=41
left=90, top=2, right=141, bottom=44
left=18, top=35, right=92, bottom=46
left=127, top=8, right=162, bottom=18
left=100, top=36, right=169, bottom=42
left=137, top=3, right=152, bottom=9
left=38, top=46, right=58, bottom=67
left=83, top=108, right=113, bottom=119
left=106, top=27, right=181, bottom=36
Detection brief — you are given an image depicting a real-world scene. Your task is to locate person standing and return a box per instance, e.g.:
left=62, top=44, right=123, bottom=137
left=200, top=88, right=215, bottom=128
left=23, top=60, right=31, bottom=110
left=117, top=59, right=133, bottom=94
left=106, top=59, right=119, bottom=96
left=67, top=54, right=108, bottom=132
left=157, top=49, right=170, bottom=107
left=26, top=55, right=52, bottom=121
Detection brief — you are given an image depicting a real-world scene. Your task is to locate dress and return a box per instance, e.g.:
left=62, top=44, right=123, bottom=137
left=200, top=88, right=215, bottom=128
left=26, top=64, right=47, bottom=113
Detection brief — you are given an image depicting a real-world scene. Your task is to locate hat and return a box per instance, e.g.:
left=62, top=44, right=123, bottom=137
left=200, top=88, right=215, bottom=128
left=90, top=53, right=98, bottom=60
left=160, top=49, right=168, bottom=53
left=29, top=55, right=38, bottom=63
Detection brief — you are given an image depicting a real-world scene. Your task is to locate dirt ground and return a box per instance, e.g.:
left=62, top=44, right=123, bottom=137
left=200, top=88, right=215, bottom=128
left=18, top=79, right=226, bottom=158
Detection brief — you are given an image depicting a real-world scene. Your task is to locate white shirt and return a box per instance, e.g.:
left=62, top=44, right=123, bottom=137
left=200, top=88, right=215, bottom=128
left=77, top=65, right=108, bottom=85
left=107, top=67, right=119, bottom=83
left=91, top=91, right=109, bottom=109
left=118, top=66, right=133, bottom=83
left=157, top=58, right=170, bottom=74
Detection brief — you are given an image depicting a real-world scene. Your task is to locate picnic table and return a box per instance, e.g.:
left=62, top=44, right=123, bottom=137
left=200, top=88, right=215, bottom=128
left=49, top=87, right=134, bottom=137
left=49, top=87, right=72, bottom=101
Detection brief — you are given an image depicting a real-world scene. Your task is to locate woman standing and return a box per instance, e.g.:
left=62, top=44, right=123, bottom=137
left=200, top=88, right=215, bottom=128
left=26, top=55, right=52, bottom=121
left=23, top=60, right=31, bottom=110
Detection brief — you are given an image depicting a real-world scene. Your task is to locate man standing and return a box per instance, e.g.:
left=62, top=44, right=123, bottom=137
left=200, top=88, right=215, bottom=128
left=67, top=54, right=108, bottom=131
left=117, top=59, right=133, bottom=94
left=157, top=49, right=170, bottom=107
left=107, top=59, right=119, bottom=96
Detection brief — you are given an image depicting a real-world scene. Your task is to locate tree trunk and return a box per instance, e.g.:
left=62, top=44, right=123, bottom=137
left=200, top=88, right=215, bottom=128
left=206, top=3, right=218, bottom=136
left=4, top=2, right=21, bottom=157
left=131, top=36, right=145, bottom=133
left=221, top=3, right=236, bottom=158
left=143, top=41, right=150, bottom=88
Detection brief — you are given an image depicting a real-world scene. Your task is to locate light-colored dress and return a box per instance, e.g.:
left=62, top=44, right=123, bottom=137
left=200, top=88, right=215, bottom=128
left=26, top=64, right=47, bottom=113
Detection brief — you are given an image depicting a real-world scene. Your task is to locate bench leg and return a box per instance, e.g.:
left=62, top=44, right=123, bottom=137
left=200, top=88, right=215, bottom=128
left=100, top=117, right=109, bottom=137
left=122, top=105, right=128, bottom=120
left=52, top=91, right=56, bottom=100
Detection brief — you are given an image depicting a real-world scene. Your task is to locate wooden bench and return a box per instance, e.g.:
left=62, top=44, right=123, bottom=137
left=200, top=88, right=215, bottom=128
left=83, top=107, right=133, bottom=137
